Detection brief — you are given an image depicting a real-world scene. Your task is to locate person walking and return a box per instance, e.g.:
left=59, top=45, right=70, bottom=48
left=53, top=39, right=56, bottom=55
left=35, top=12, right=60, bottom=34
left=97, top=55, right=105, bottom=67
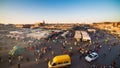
left=38, top=53, right=42, bottom=59
left=35, top=58, right=39, bottom=64
left=26, top=57, right=30, bottom=62
left=44, top=57, right=49, bottom=62
left=48, top=46, right=52, bottom=50
left=51, top=51, right=55, bottom=56
left=108, top=47, right=111, bottom=52
left=17, top=63, right=20, bottom=68
left=0, top=56, right=2, bottom=62
left=18, top=55, right=21, bottom=61
left=74, top=41, right=77, bottom=46
left=103, top=65, right=106, bottom=68
left=8, top=56, right=12, bottom=65
left=103, top=53, right=106, bottom=58
left=111, top=61, right=116, bottom=68
left=9, top=59, right=12, bottom=65
left=69, top=47, right=73, bottom=52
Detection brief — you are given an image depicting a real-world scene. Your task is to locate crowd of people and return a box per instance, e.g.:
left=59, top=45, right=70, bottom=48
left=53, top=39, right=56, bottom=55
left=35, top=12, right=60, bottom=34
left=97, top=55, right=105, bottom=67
left=0, top=29, right=120, bottom=68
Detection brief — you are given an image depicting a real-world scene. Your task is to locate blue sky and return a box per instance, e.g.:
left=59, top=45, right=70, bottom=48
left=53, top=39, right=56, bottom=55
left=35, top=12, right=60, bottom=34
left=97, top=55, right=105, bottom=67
left=0, top=0, right=120, bottom=24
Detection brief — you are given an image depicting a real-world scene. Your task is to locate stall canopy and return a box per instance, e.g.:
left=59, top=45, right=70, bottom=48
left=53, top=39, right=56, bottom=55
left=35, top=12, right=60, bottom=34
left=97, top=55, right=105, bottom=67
left=8, top=46, right=23, bottom=56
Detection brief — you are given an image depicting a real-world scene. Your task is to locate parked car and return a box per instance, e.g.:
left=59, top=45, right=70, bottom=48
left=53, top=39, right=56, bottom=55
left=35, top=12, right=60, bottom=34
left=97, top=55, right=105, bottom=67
left=85, top=52, right=99, bottom=62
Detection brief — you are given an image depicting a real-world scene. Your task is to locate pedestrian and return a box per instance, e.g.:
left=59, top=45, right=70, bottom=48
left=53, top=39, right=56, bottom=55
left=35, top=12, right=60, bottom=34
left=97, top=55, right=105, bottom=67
left=94, top=45, right=96, bottom=49
left=60, top=40, right=62, bottom=43
left=37, top=49, right=40, bottom=53
left=20, top=55, right=23, bottom=61
left=99, top=45, right=102, bottom=48
left=43, top=49, right=46, bottom=54
left=17, top=63, right=20, bottom=68
left=35, top=58, right=39, bottom=64
left=74, top=41, right=77, bottom=46
left=108, top=47, right=111, bottom=51
left=118, top=53, right=120, bottom=57
left=63, top=50, right=66, bottom=54
left=103, top=65, right=106, bottom=68
left=38, top=53, right=42, bottom=59
left=95, top=48, right=99, bottom=53
left=8, top=55, right=11, bottom=60
left=44, top=57, right=49, bottom=62
left=69, top=47, right=73, bottom=52
left=0, top=56, right=2, bottom=62
left=79, top=55, right=83, bottom=59
left=35, top=45, right=38, bottom=50
left=51, top=51, right=55, bottom=55
left=85, top=50, right=89, bottom=54
left=47, top=39, right=50, bottom=43
left=41, top=48, right=43, bottom=52
left=62, top=44, right=66, bottom=49
left=91, top=64, right=96, bottom=68
left=65, top=40, right=68, bottom=44
left=63, top=42, right=65, bottom=46
left=8, top=59, right=12, bottom=65
left=18, top=55, right=21, bottom=61
left=26, top=57, right=30, bottom=62
left=34, top=51, right=37, bottom=56
left=103, top=53, right=106, bottom=57
left=111, top=61, right=116, bottom=67
left=48, top=46, right=52, bottom=50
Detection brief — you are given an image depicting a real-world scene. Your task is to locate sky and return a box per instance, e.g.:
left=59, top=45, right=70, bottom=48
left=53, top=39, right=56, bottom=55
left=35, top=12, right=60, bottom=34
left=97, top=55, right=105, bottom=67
left=0, top=0, right=120, bottom=24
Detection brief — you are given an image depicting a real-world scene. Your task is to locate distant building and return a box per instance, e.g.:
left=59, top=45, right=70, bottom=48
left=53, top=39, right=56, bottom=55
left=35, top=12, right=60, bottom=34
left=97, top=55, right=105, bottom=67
left=15, top=21, right=45, bottom=28
left=103, top=22, right=111, bottom=24
left=30, top=21, right=45, bottom=29
left=113, top=22, right=120, bottom=27
left=15, top=24, right=32, bottom=28
left=118, top=22, right=120, bottom=27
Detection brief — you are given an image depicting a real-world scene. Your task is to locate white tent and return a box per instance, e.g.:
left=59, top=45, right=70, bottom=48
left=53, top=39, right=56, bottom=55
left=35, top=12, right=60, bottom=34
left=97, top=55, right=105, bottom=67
left=74, top=31, right=82, bottom=41
left=81, top=31, right=91, bottom=42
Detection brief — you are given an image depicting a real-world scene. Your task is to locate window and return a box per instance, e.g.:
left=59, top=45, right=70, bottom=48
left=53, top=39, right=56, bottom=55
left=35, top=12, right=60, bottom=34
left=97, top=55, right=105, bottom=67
left=88, top=54, right=93, bottom=58
left=52, top=63, right=56, bottom=66
left=58, top=62, right=62, bottom=64
left=94, top=55, right=97, bottom=57
left=64, top=61, right=69, bottom=63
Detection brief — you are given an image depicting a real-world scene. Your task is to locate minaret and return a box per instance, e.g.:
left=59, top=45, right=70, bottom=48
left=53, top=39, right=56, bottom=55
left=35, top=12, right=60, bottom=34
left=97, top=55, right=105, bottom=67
left=43, top=20, right=45, bottom=24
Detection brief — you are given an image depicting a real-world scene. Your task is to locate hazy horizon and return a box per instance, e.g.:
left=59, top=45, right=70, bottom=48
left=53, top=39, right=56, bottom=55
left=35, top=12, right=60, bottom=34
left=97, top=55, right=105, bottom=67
left=0, top=0, right=120, bottom=24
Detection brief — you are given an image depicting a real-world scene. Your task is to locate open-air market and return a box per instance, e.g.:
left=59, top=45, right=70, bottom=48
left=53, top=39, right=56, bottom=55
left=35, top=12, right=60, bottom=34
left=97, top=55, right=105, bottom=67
left=1, top=0, right=120, bottom=68
left=0, top=23, right=120, bottom=68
